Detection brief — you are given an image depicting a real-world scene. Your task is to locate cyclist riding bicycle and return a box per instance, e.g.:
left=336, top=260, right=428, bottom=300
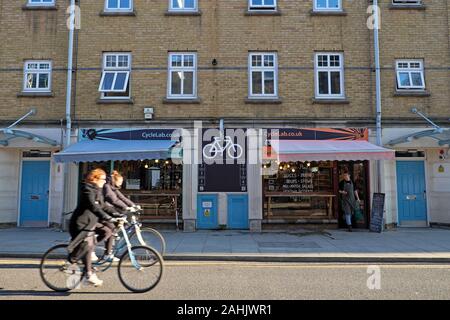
left=67, top=168, right=124, bottom=287
left=103, top=170, right=141, bottom=214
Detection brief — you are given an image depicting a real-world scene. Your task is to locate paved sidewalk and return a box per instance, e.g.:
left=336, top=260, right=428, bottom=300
left=1, top=227, right=450, bottom=263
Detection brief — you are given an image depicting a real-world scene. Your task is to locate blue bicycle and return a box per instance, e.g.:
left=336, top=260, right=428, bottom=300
left=40, top=217, right=164, bottom=293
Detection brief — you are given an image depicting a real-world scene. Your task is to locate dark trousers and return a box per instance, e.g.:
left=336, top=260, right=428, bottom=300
left=95, top=222, right=115, bottom=254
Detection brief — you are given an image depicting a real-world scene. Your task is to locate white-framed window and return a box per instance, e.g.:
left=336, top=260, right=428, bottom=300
left=104, top=0, right=133, bottom=12
left=248, top=53, right=278, bottom=98
left=28, top=0, right=55, bottom=6
left=315, top=53, right=345, bottom=98
left=392, top=0, right=422, bottom=6
left=98, top=53, right=131, bottom=99
left=167, top=53, right=197, bottom=99
left=169, top=0, right=198, bottom=11
left=396, top=60, right=425, bottom=90
left=23, top=60, right=52, bottom=92
left=313, top=0, right=342, bottom=11
left=249, top=0, right=277, bottom=11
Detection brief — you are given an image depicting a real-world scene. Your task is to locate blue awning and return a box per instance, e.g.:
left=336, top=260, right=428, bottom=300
left=53, top=140, right=179, bottom=163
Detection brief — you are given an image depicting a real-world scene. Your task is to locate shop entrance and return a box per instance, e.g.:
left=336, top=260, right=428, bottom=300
left=337, top=161, right=370, bottom=229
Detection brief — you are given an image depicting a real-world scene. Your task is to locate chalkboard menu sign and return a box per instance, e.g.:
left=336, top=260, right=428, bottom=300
left=370, top=193, right=385, bottom=233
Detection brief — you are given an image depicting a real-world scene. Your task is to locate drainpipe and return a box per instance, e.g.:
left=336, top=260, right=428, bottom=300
left=65, top=0, right=75, bottom=148
left=373, top=0, right=383, bottom=193
left=60, top=0, right=76, bottom=230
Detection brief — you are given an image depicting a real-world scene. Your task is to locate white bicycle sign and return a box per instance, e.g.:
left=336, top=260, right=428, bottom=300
left=203, top=136, right=243, bottom=160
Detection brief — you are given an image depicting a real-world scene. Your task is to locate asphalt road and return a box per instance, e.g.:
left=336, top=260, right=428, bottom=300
left=0, top=259, right=450, bottom=300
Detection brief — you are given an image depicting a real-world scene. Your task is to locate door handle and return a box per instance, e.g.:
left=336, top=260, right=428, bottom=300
left=423, top=190, right=426, bottom=200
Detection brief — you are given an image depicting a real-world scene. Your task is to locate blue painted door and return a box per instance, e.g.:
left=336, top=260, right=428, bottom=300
left=20, top=161, right=50, bottom=226
left=227, top=195, right=249, bottom=229
left=396, top=161, right=427, bottom=223
left=197, top=194, right=218, bottom=229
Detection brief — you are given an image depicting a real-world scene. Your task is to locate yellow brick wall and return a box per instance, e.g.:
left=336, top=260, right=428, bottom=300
left=1, top=1, right=449, bottom=125
left=0, top=2, right=68, bottom=122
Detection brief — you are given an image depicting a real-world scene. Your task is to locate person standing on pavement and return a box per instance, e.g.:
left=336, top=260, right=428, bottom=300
left=339, top=170, right=361, bottom=232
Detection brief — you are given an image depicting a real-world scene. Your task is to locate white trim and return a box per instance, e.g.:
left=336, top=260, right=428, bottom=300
left=396, top=59, right=426, bottom=90
left=248, top=0, right=277, bottom=11
left=18, top=158, right=51, bottom=227
left=27, top=0, right=55, bottom=6
left=314, top=52, right=345, bottom=99
left=313, top=0, right=342, bottom=11
left=248, top=52, right=278, bottom=98
left=104, top=0, right=133, bottom=12
left=167, top=52, right=198, bottom=99
left=169, top=0, right=198, bottom=12
left=100, top=52, right=132, bottom=99
left=23, top=60, right=52, bottom=93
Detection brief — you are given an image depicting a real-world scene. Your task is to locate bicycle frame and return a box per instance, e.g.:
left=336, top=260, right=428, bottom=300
left=211, top=136, right=233, bottom=153
left=94, top=219, right=141, bottom=271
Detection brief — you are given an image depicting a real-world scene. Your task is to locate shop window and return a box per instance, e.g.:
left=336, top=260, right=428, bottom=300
left=80, top=159, right=182, bottom=220
left=263, top=161, right=334, bottom=219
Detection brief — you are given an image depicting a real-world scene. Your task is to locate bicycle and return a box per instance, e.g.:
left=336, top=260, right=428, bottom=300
left=40, top=217, right=164, bottom=293
left=203, top=136, right=243, bottom=159
left=121, top=207, right=166, bottom=256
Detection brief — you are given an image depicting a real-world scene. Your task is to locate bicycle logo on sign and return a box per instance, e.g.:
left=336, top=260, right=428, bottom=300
left=203, top=136, right=243, bottom=160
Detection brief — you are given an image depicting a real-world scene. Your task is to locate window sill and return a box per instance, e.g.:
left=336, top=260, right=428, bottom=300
left=96, top=98, right=134, bottom=104
left=164, top=10, right=202, bottom=16
left=244, top=9, right=282, bottom=16
left=310, top=9, right=347, bottom=16
left=312, top=98, right=350, bottom=104
left=99, top=10, right=137, bottom=16
left=17, top=91, right=54, bottom=97
left=163, top=98, right=201, bottom=104
left=245, top=98, right=283, bottom=104
left=389, top=4, right=426, bottom=10
left=22, top=5, right=58, bottom=11
left=393, top=90, right=430, bottom=97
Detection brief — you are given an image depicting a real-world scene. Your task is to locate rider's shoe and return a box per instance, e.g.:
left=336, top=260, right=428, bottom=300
left=91, top=252, right=99, bottom=262
left=104, top=254, right=120, bottom=262
left=84, top=273, right=103, bottom=287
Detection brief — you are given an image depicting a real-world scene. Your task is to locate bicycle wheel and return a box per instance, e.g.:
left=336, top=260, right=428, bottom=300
left=40, top=244, right=83, bottom=292
left=228, top=144, right=243, bottom=159
left=118, top=245, right=164, bottom=293
left=203, top=144, right=218, bottom=159
left=130, top=228, right=166, bottom=256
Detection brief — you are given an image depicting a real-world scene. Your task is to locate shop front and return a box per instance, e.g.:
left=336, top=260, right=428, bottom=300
left=262, top=128, right=394, bottom=229
left=384, top=127, right=450, bottom=228
left=0, top=128, right=62, bottom=227
left=54, top=128, right=183, bottom=227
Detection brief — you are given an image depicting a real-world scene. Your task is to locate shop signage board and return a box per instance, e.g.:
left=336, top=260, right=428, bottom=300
left=370, top=193, right=385, bottom=233
left=79, top=128, right=177, bottom=141
left=267, top=128, right=368, bottom=141
left=198, top=129, right=247, bottom=193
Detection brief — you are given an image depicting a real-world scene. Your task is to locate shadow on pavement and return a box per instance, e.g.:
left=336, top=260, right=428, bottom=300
left=0, top=289, right=136, bottom=297
left=0, top=289, right=71, bottom=297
